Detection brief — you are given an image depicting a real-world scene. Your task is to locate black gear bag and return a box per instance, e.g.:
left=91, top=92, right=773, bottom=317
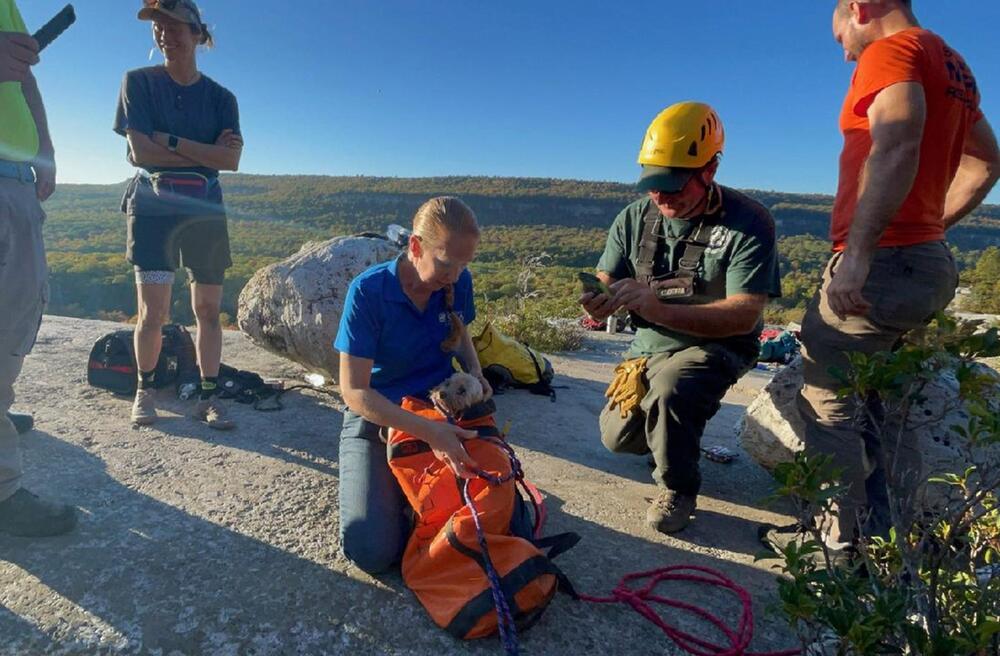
left=87, top=324, right=198, bottom=396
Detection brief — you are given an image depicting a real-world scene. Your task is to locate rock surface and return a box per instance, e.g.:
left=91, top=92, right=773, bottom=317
left=237, top=235, right=400, bottom=381
left=2, top=316, right=798, bottom=655
left=740, top=356, right=1000, bottom=496
left=739, top=358, right=810, bottom=472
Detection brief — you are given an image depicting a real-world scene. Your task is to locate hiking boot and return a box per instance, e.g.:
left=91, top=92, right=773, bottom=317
left=6, top=411, right=33, bottom=435
left=646, top=490, right=697, bottom=534
left=193, top=398, right=235, bottom=431
left=131, top=388, right=158, bottom=426
left=0, top=488, right=77, bottom=537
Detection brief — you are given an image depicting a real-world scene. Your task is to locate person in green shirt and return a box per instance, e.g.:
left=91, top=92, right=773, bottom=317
left=0, top=0, right=77, bottom=537
left=581, top=102, right=781, bottom=534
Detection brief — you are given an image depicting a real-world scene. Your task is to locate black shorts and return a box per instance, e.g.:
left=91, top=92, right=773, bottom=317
left=123, top=175, right=232, bottom=285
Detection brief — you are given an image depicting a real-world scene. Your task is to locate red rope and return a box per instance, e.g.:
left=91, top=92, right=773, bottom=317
left=577, top=565, right=800, bottom=656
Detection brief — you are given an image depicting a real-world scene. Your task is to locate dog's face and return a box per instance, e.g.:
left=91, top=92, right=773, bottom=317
left=429, top=372, right=484, bottom=418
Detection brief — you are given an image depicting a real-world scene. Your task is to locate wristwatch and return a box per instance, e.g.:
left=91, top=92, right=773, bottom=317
left=167, top=134, right=179, bottom=152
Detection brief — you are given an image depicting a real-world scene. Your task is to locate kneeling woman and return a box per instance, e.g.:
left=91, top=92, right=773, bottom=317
left=335, top=197, right=493, bottom=574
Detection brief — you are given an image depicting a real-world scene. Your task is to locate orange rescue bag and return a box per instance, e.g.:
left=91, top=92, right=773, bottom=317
left=387, top=397, right=577, bottom=640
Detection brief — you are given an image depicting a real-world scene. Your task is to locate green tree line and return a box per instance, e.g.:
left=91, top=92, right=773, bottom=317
left=39, top=175, right=1000, bottom=327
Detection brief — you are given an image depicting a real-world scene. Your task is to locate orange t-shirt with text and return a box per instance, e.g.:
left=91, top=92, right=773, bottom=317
left=831, top=28, right=982, bottom=251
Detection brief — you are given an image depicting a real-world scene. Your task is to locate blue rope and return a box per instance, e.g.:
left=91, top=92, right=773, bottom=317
left=461, top=434, right=525, bottom=656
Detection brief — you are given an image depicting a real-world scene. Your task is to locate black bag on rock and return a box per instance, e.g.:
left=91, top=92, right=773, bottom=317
left=87, top=325, right=197, bottom=396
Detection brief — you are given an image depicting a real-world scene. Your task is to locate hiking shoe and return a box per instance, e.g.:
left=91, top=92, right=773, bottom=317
left=0, top=488, right=77, bottom=537
left=758, top=522, right=809, bottom=557
left=193, top=398, right=235, bottom=430
left=131, top=388, right=158, bottom=426
left=6, top=411, right=33, bottom=435
left=646, top=490, right=697, bottom=534
left=758, top=523, right=855, bottom=568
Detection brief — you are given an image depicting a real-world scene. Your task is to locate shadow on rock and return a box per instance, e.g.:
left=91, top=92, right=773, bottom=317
left=122, top=386, right=343, bottom=478
left=0, top=431, right=407, bottom=655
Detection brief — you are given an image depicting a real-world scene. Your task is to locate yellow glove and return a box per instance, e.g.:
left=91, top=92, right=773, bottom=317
left=605, top=357, right=648, bottom=419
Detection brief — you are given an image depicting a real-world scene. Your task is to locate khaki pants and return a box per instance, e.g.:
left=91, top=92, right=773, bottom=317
left=797, top=241, right=958, bottom=544
left=599, top=344, right=753, bottom=495
left=0, top=177, right=47, bottom=502
left=0, top=354, right=26, bottom=501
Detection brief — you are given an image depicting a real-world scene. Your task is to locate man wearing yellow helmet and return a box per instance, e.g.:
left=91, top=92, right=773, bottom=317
left=581, top=102, right=781, bottom=534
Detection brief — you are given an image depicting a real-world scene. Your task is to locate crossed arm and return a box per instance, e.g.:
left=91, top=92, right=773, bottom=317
left=126, top=128, right=243, bottom=171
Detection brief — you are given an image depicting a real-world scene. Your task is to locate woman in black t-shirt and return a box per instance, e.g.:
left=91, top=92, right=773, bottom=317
left=114, top=0, right=243, bottom=429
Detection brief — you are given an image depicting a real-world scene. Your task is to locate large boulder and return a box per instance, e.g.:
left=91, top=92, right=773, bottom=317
left=739, top=356, right=1000, bottom=500
left=237, top=235, right=400, bottom=380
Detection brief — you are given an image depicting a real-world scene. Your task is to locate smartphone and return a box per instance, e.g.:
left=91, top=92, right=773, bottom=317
left=577, top=271, right=610, bottom=296
left=32, top=4, right=76, bottom=53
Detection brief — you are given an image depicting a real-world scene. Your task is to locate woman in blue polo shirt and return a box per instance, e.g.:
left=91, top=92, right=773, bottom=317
left=335, top=196, right=492, bottom=574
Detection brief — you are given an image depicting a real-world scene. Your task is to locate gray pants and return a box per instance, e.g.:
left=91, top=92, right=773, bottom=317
left=0, top=177, right=47, bottom=502
left=797, top=242, right=958, bottom=544
left=599, top=344, right=753, bottom=496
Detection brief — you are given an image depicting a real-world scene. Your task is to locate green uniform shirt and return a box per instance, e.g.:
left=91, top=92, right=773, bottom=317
left=0, top=0, right=39, bottom=163
left=597, top=186, right=781, bottom=358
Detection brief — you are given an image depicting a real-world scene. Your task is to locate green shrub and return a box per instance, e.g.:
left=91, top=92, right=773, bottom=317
left=473, top=298, right=584, bottom=353
left=762, top=316, right=1000, bottom=655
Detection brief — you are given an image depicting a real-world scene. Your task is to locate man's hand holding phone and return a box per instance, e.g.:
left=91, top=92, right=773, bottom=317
left=578, top=271, right=621, bottom=321
left=0, top=32, right=39, bottom=83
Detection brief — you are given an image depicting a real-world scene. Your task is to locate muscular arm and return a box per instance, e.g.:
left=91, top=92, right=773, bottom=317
left=635, top=292, right=768, bottom=338
left=943, top=117, right=1000, bottom=229
left=827, top=82, right=926, bottom=319
left=845, top=82, right=926, bottom=259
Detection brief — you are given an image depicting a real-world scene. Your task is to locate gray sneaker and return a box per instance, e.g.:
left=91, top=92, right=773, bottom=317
left=758, top=523, right=855, bottom=567
left=0, top=488, right=77, bottom=537
left=646, top=490, right=697, bottom=534
left=131, top=388, right=158, bottom=425
left=193, top=398, right=235, bottom=430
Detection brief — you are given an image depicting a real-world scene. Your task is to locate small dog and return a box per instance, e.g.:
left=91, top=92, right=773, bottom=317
left=429, top=372, right=485, bottom=419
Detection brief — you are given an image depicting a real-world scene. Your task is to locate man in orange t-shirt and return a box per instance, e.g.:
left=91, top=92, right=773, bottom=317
left=771, top=0, right=1000, bottom=553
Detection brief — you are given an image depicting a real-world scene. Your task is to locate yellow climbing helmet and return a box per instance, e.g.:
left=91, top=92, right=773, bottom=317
left=636, top=101, right=724, bottom=193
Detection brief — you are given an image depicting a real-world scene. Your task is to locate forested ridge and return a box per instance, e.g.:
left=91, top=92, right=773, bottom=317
left=42, top=174, right=1000, bottom=327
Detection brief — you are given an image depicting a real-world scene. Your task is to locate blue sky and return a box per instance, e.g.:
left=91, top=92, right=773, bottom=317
left=18, top=0, right=1000, bottom=202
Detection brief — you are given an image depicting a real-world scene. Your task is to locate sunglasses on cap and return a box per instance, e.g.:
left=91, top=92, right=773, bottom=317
left=143, top=0, right=202, bottom=18
left=145, top=0, right=185, bottom=9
